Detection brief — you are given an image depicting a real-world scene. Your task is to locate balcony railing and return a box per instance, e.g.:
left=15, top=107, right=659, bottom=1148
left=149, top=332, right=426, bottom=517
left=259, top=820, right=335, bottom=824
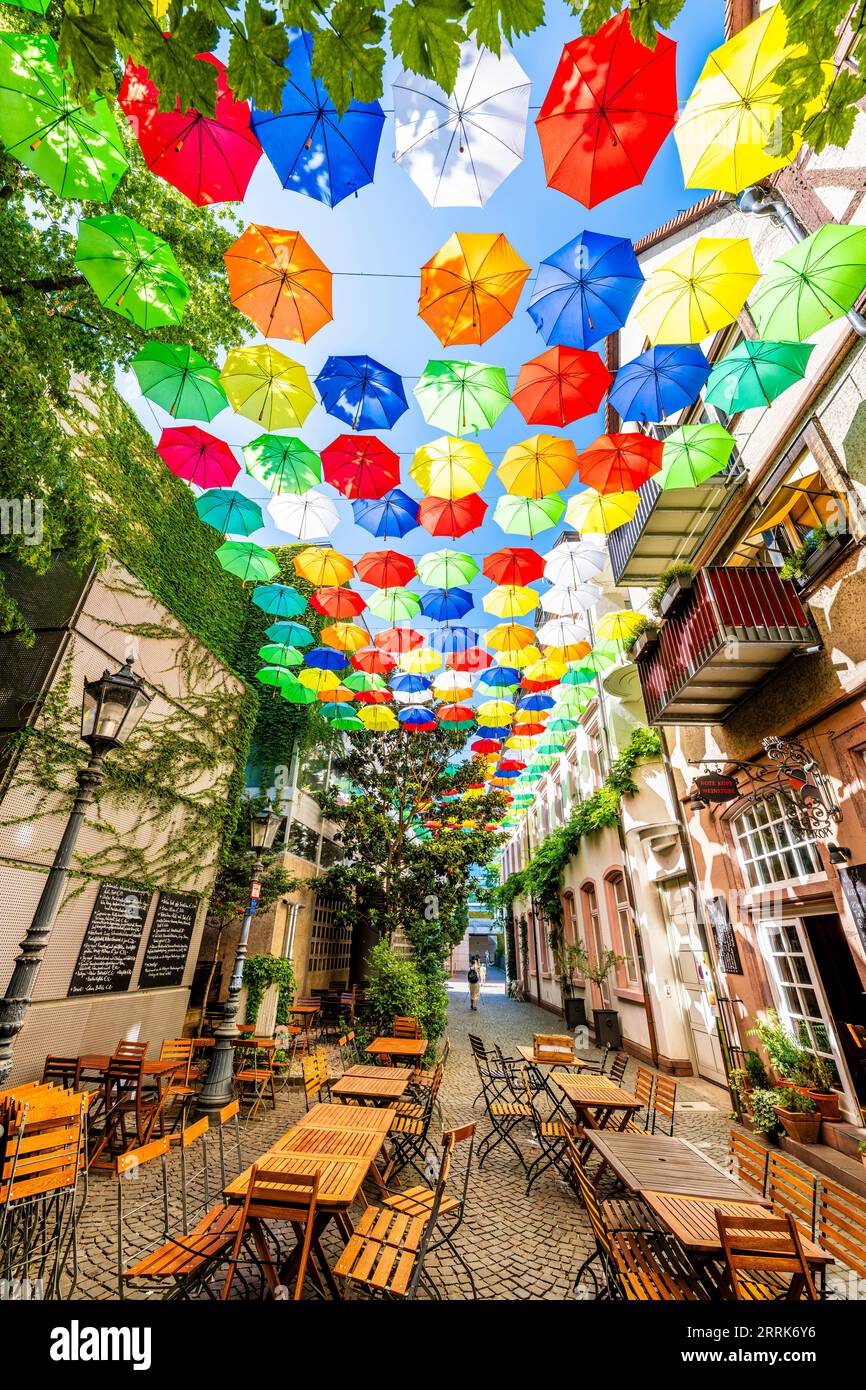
left=635, top=567, right=818, bottom=725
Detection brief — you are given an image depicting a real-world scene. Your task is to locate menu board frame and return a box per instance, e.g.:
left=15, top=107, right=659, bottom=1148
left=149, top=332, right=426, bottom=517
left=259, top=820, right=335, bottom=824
left=68, top=882, right=152, bottom=996
left=137, top=891, right=199, bottom=990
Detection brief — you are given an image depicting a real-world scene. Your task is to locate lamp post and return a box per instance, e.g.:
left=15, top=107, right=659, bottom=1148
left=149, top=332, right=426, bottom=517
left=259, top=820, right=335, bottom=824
left=0, top=663, right=152, bottom=1087
left=197, top=805, right=283, bottom=1116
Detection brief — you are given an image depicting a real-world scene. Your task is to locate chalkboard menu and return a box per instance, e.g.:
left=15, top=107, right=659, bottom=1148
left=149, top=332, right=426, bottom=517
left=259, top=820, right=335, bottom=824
left=138, top=891, right=199, bottom=989
left=69, top=883, right=152, bottom=995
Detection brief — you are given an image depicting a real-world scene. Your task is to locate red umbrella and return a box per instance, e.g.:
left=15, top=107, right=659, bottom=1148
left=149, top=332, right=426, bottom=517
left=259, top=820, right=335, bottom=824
left=356, top=688, right=393, bottom=704
left=513, top=347, right=612, bottom=427
left=472, top=739, right=501, bottom=754
left=418, top=493, right=487, bottom=538
left=351, top=648, right=395, bottom=675
left=577, top=433, right=663, bottom=494
left=118, top=54, right=262, bottom=206
left=321, top=436, right=401, bottom=500
left=438, top=703, right=475, bottom=723
left=536, top=12, right=677, bottom=208
left=498, top=759, right=526, bottom=771
left=309, top=587, right=367, bottom=619
left=511, top=719, right=546, bottom=734
left=483, top=547, right=545, bottom=586
left=447, top=647, right=493, bottom=672
left=356, top=550, right=416, bottom=587
left=157, top=425, right=239, bottom=487
left=374, top=626, right=423, bottom=653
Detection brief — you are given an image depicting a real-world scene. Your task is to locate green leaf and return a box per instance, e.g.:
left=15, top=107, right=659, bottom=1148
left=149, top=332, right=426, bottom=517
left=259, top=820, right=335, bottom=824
left=466, top=0, right=544, bottom=52
left=56, top=7, right=119, bottom=106
left=227, top=0, right=290, bottom=111
left=137, top=13, right=221, bottom=113
left=576, top=0, right=620, bottom=33
left=626, top=0, right=684, bottom=49
left=390, top=0, right=468, bottom=90
left=311, top=0, right=386, bottom=111
left=280, top=0, right=321, bottom=27
left=799, top=66, right=866, bottom=154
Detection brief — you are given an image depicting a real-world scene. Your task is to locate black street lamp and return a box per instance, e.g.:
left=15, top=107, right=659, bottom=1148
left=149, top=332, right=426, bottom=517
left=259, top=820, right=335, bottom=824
left=196, top=804, right=283, bottom=1116
left=0, top=663, right=152, bottom=1087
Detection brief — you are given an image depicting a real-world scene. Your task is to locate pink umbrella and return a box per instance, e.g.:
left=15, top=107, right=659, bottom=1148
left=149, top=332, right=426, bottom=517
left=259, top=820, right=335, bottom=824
left=157, top=426, right=239, bottom=487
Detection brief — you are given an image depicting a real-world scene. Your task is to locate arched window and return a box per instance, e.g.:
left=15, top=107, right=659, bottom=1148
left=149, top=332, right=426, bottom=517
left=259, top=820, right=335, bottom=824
left=581, top=882, right=610, bottom=1008
left=606, top=871, right=639, bottom=990
left=732, top=792, right=821, bottom=888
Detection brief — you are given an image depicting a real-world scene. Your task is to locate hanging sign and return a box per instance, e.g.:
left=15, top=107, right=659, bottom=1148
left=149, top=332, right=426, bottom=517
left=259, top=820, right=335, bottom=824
left=694, top=773, right=739, bottom=802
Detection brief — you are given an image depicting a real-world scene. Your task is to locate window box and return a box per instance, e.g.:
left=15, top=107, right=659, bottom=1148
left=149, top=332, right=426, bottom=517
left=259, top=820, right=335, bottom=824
left=796, top=531, right=849, bottom=588
left=631, top=626, right=659, bottom=662
left=658, top=573, right=694, bottom=619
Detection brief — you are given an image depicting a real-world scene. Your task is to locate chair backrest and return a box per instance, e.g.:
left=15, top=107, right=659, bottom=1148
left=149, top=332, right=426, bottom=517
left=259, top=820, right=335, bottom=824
left=294, top=996, right=318, bottom=1008
left=767, top=1151, right=817, bottom=1240
left=223, top=1168, right=319, bottom=1301
left=237, top=1024, right=257, bottom=1035
left=608, top=1052, right=628, bottom=1085
left=159, top=1038, right=195, bottom=1086
left=0, top=1094, right=86, bottom=1205
left=716, top=1210, right=818, bottom=1301
left=177, top=1116, right=211, bottom=1234
left=393, top=1016, right=423, bottom=1039
left=114, top=1040, right=149, bottom=1061
left=427, top=1061, right=445, bottom=1107
left=816, top=1176, right=866, bottom=1281
left=301, top=1051, right=329, bottom=1107
left=442, top=1121, right=475, bottom=1210
left=216, top=1100, right=242, bottom=1189
left=727, top=1129, right=769, bottom=1197
left=115, top=1135, right=171, bottom=1298
left=652, top=1075, right=677, bottom=1135
left=41, top=1056, right=82, bottom=1090
left=564, top=1134, right=612, bottom=1263
left=338, top=1031, right=357, bottom=1068
left=633, top=1066, right=655, bottom=1111
left=468, top=1033, right=487, bottom=1060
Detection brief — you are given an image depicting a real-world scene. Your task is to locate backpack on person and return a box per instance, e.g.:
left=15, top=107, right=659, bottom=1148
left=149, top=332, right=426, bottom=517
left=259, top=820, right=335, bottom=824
left=468, top=966, right=479, bottom=985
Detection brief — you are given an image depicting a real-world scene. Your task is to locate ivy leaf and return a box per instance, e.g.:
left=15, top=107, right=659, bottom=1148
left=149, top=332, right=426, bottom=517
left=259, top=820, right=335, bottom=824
left=227, top=0, right=290, bottom=111
left=390, top=0, right=469, bottom=91
left=138, top=11, right=221, bottom=113
left=311, top=0, right=386, bottom=111
left=280, top=0, right=321, bottom=28
left=576, top=0, right=620, bottom=32
left=466, top=0, right=545, bottom=52
left=798, top=66, right=866, bottom=155
left=626, top=0, right=685, bottom=50
left=57, top=5, right=119, bottom=106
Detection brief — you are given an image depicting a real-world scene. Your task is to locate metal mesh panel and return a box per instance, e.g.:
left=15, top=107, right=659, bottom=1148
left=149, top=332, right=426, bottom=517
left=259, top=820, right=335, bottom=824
left=0, top=552, right=88, bottom=631
left=0, top=631, right=66, bottom=731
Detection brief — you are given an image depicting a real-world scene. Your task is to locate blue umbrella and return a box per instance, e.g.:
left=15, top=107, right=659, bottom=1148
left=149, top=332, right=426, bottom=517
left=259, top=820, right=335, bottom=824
left=519, top=693, right=555, bottom=711
left=316, top=355, right=408, bottom=430
left=398, top=707, right=436, bottom=729
left=306, top=647, right=348, bottom=671
left=251, top=584, right=307, bottom=618
left=390, top=672, right=431, bottom=693
left=353, top=488, right=419, bottom=539
left=265, top=621, right=314, bottom=646
left=250, top=30, right=385, bottom=208
left=494, top=766, right=521, bottom=778
left=419, top=587, right=473, bottom=620
left=528, top=231, right=643, bottom=349
left=476, top=724, right=511, bottom=740
left=480, top=665, right=521, bottom=688
left=609, top=345, right=711, bottom=424
left=439, top=627, right=480, bottom=654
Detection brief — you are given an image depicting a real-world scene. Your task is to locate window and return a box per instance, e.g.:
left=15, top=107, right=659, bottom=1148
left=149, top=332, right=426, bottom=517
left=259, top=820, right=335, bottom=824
left=608, top=872, right=639, bottom=987
left=728, top=446, right=847, bottom=571
left=732, top=792, right=822, bottom=888
left=761, top=919, right=839, bottom=1081
left=581, top=883, right=610, bottom=1007
left=307, top=894, right=351, bottom=977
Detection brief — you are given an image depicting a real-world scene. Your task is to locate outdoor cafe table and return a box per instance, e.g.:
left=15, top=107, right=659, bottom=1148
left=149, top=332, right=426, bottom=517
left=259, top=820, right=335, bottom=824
left=554, top=1073, right=642, bottom=1132
left=330, top=1064, right=413, bottom=1106
left=78, top=1055, right=181, bottom=1157
left=515, top=1045, right=586, bottom=1120
left=286, top=1003, right=319, bottom=1044
left=365, top=1037, right=427, bottom=1066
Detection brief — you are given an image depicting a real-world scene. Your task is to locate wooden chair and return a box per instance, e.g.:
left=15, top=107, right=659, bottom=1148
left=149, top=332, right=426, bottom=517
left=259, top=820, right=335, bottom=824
left=113, top=1040, right=150, bottom=1061
left=608, top=1052, right=629, bottom=1086
left=301, top=1049, right=332, bottom=1110
left=233, top=1040, right=277, bottom=1120
left=476, top=1054, right=533, bottom=1173
left=340, top=990, right=355, bottom=1022
left=816, top=1176, right=866, bottom=1285
left=623, top=1066, right=655, bottom=1134
left=522, top=1068, right=580, bottom=1195
left=651, top=1074, right=677, bottom=1136
left=271, top=1026, right=301, bottom=1092
left=41, top=1056, right=82, bottom=1090
left=578, top=1044, right=611, bottom=1075
left=716, top=1210, right=818, bottom=1301
left=386, top=1065, right=443, bottom=1183
left=338, top=1030, right=362, bottom=1072
left=727, top=1129, right=769, bottom=1197
left=158, top=1039, right=197, bottom=1129
left=766, top=1151, right=817, bottom=1241
left=380, top=1123, right=478, bottom=1296
left=214, top=1100, right=243, bottom=1193
left=88, top=1057, right=156, bottom=1168
left=393, top=1016, right=423, bottom=1039
left=221, top=1168, right=320, bottom=1301
left=411, top=1037, right=450, bottom=1121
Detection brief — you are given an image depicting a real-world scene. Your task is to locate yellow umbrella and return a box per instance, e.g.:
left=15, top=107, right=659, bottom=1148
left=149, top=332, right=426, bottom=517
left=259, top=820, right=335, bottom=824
left=675, top=6, right=831, bottom=195
left=410, top=436, right=491, bottom=499
left=486, top=622, right=536, bottom=651
left=506, top=735, right=538, bottom=750
left=419, top=232, right=530, bottom=346
left=220, top=345, right=316, bottom=430
left=321, top=621, right=368, bottom=653
left=514, top=708, right=547, bottom=725
left=293, top=546, right=354, bottom=586
left=298, top=668, right=341, bottom=693
left=483, top=584, right=538, bottom=619
left=477, top=700, right=516, bottom=722
left=399, top=647, right=441, bottom=675
left=497, top=435, right=579, bottom=499
left=496, top=645, right=541, bottom=669
left=565, top=488, right=640, bottom=535
left=594, top=610, right=645, bottom=643
left=433, top=680, right=473, bottom=702
left=635, top=237, right=759, bottom=345
left=542, top=642, right=590, bottom=664
left=359, top=705, right=398, bottom=730
left=523, top=657, right=567, bottom=682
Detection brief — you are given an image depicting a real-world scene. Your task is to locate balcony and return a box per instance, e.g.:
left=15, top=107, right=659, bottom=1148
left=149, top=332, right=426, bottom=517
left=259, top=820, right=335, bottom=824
left=635, top=567, right=818, bottom=725
left=607, top=468, right=742, bottom=586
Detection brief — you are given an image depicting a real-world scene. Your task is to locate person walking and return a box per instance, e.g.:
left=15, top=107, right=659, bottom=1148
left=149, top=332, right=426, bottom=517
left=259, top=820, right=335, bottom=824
left=468, top=955, right=481, bottom=1011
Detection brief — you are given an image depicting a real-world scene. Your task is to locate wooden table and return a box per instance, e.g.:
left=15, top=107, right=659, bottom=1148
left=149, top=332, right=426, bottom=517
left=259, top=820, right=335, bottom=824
left=295, top=1101, right=394, bottom=1137
left=79, top=1056, right=181, bottom=1162
left=365, top=1036, right=427, bottom=1065
left=516, top=1046, right=585, bottom=1120
left=555, top=1074, right=642, bottom=1132
left=515, top=1045, right=585, bottom=1068
left=584, top=1133, right=766, bottom=1199
left=331, top=1065, right=412, bottom=1105
left=78, top=1054, right=178, bottom=1080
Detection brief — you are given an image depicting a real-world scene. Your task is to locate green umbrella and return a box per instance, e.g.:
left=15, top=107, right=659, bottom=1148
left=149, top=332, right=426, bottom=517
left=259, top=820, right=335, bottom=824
left=215, top=540, right=278, bottom=583
left=256, top=665, right=295, bottom=688
left=493, top=493, right=565, bottom=538
left=560, top=666, right=596, bottom=686
left=328, top=714, right=364, bottom=731
left=75, top=214, right=189, bottom=330
left=658, top=423, right=735, bottom=491
left=414, top=360, right=511, bottom=437
left=252, top=583, right=307, bottom=618
left=265, top=620, right=314, bottom=646
left=132, top=343, right=228, bottom=422
left=195, top=489, right=263, bottom=536
left=416, top=549, right=480, bottom=587
left=704, top=340, right=815, bottom=413
left=750, top=224, right=866, bottom=341
left=320, top=701, right=356, bottom=720
left=547, top=717, right=580, bottom=732
left=281, top=679, right=317, bottom=705
left=243, top=435, right=322, bottom=494
left=0, top=34, right=126, bottom=202
left=366, top=587, right=421, bottom=622
left=6, top=0, right=50, bottom=12
left=257, top=643, right=304, bottom=667
left=344, top=670, right=386, bottom=692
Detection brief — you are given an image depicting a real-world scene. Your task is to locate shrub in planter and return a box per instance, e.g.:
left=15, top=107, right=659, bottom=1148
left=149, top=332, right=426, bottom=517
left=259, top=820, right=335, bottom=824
left=773, top=1085, right=821, bottom=1144
left=649, top=561, right=696, bottom=620
left=623, top=615, right=659, bottom=661
left=788, top=1050, right=842, bottom=1121
left=749, top=1087, right=782, bottom=1140
left=743, top=1049, right=769, bottom=1092
left=747, top=1009, right=801, bottom=1083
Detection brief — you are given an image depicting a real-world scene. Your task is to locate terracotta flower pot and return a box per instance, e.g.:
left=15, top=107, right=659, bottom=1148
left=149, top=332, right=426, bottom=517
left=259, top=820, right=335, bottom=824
left=774, top=1106, right=821, bottom=1144
left=801, top=1087, right=841, bottom=1122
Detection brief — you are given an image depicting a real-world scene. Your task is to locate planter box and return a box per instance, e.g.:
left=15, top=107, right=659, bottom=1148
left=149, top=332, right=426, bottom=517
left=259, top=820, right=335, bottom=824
left=631, top=627, right=659, bottom=662
left=564, top=997, right=587, bottom=1030
left=774, top=1107, right=821, bottom=1144
left=593, top=1008, right=622, bottom=1050
left=658, top=574, right=693, bottom=619
left=802, top=532, right=846, bottom=583
left=793, top=1086, right=842, bottom=1122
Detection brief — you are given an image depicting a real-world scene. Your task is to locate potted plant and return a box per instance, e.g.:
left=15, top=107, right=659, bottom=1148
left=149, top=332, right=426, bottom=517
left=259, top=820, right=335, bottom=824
left=650, top=561, right=696, bottom=621
left=773, top=1085, right=821, bottom=1144
left=624, top=615, right=659, bottom=662
left=747, top=1009, right=802, bottom=1084
left=743, top=1048, right=769, bottom=1095
left=788, top=1049, right=842, bottom=1122
left=779, top=523, right=843, bottom=584
left=748, top=1087, right=782, bottom=1143
left=858, top=1139, right=866, bottom=1171
left=553, top=939, right=587, bottom=1031
left=575, top=942, right=626, bottom=1049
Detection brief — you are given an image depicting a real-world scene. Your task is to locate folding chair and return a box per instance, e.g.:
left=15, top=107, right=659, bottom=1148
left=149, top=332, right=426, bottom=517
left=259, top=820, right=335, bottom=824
left=395, top=1061, right=443, bottom=1120
left=88, top=1057, right=156, bottom=1168
left=272, top=1026, right=301, bottom=1092
left=40, top=1056, right=82, bottom=1090
left=607, top=1052, right=629, bottom=1086
left=411, top=1037, right=450, bottom=1121
left=380, top=1123, right=478, bottom=1297
left=385, top=1070, right=441, bottom=1183
left=577, top=1044, right=611, bottom=1075
left=816, top=1177, right=866, bottom=1288
left=221, top=1168, right=322, bottom=1300
left=623, top=1066, right=655, bottom=1134
left=233, top=1040, right=277, bottom=1120
left=214, top=1100, right=243, bottom=1193
left=651, top=1074, right=677, bottom=1135
left=157, top=1039, right=197, bottom=1131
left=727, top=1129, right=769, bottom=1197
left=766, top=1151, right=817, bottom=1241
left=716, top=1211, right=819, bottom=1301
left=393, top=1016, right=423, bottom=1039
left=114, top=1040, right=150, bottom=1061
left=476, top=1054, right=532, bottom=1173
left=522, top=1069, right=581, bottom=1196
left=301, top=1049, right=333, bottom=1110
left=338, top=1030, right=362, bottom=1072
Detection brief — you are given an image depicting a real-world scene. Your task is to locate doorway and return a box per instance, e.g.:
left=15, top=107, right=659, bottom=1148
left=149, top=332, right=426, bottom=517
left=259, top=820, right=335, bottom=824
left=802, top=915, right=866, bottom=1108
left=659, top=876, right=728, bottom=1086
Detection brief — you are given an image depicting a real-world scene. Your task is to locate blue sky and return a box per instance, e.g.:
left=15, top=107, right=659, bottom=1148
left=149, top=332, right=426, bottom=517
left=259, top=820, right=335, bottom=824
left=125, top=2, right=725, bottom=638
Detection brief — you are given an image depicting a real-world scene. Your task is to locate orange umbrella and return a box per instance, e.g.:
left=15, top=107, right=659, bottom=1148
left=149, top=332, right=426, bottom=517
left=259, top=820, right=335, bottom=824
left=419, top=232, right=530, bottom=346
left=223, top=225, right=332, bottom=343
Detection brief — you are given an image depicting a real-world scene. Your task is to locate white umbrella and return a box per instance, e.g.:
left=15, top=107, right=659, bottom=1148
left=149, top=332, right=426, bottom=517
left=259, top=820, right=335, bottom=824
left=537, top=619, right=590, bottom=649
left=539, top=583, right=601, bottom=617
left=542, top=542, right=607, bottom=587
left=433, top=669, right=475, bottom=693
left=392, top=688, right=433, bottom=705
left=393, top=40, right=531, bottom=208
left=268, top=490, right=338, bottom=540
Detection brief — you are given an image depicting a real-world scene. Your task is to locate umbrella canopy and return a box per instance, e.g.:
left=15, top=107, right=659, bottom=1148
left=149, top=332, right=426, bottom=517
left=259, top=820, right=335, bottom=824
left=321, top=621, right=368, bottom=653
left=411, top=436, right=491, bottom=500
left=704, top=340, right=815, bottom=413
left=419, top=587, right=473, bottom=621
left=119, top=53, right=260, bottom=206
left=132, top=343, right=227, bottom=422
left=298, top=667, right=342, bottom=694
left=223, top=224, right=332, bottom=342
left=565, top=488, right=640, bottom=535
left=242, top=435, right=321, bottom=494
left=609, top=345, right=711, bottom=424
left=498, top=435, right=579, bottom=498
left=367, top=587, right=422, bottom=622
left=195, top=488, right=263, bottom=535
left=250, top=29, right=384, bottom=207
left=528, top=230, right=643, bottom=349
left=577, top=433, right=663, bottom=494
left=418, top=494, right=487, bottom=537
left=414, top=360, right=511, bottom=436
left=419, top=232, right=530, bottom=346
left=359, top=706, right=398, bottom=730
left=493, top=493, right=565, bottom=537
left=542, top=540, right=606, bottom=586
left=539, top=583, right=600, bottom=616
left=636, top=237, right=759, bottom=345
left=749, top=224, right=866, bottom=342
left=215, top=540, right=278, bottom=583
left=353, top=489, right=419, bottom=539
left=536, top=12, right=677, bottom=207
left=252, top=583, right=308, bottom=618
left=512, top=347, right=611, bottom=428
left=393, top=39, right=530, bottom=207
left=416, top=549, right=479, bottom=588
left=310, top=587, right=365, bottom=619
left=0, top=34, right=127, bottom=202
left=75, top=214, right=188, bottom=329
left=483, top=585, right=538, bottom=619
left=268, top=491, right=339, bottom=540
left=315, top=356, right=408, bottom=430
left=486, top=622, right=536, bottom=652
left=293, top=546, right=353, bottom=586
left=434, top=670, right=475, bottom=698
left=398, top=647, right=442, bottom=674
left=594, top=610, right=645, bottom=643
left=305, top=646, right=348, bottom=671
left=658, top=423, right=735, bottom=491
left=352, top=648, right=395, bottom=675
left=374, top=626, right=423, bottom=653
left=256, top=665, right=295, bottom=689
left=356, top=550, right=416, bottom=588
left=321, top=435, right=400, bottom=499
left=258, top=643, right=304, bottom=668
left=483, top=547, right=545, bottom=586
left=536, top=619, right=588, bottom=649
left=157, top=426, right=239, bottom=487
left=220, top=346, right=315, bottom=430
left=438, top=703, right=476, bottom=724
left=399, top=708, right=437, bottom=730
left=265, top=620, right=313, bottom=645
left=344, top=670, right=386, bottom=693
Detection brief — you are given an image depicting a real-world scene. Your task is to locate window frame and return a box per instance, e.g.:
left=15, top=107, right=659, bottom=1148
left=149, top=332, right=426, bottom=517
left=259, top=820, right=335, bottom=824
left=730, top=790, right=823, bottom=889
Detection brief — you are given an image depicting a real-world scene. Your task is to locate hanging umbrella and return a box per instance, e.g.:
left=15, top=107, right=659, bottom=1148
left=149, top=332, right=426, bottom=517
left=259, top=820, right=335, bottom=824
left=439, top=627, right=480, bottom=654
left=367, top=587, right=421, bottom=622
left=374, top=626, right=423, bottom=653
left=75, top=214, right=188, bottom=329
left=223, top=225, right=331, bottom=342
left=305, top=647, right=347, bottom=671
left=282, top=679, right=317, bottom=705
left=414, top=360, right=510, bottom=437
left=265, top=620, right=313, bottom=645
left=565, top=489, right=640, bottom=535
left=321, top=435, right=401, bottom=499
left=434, top=670, right=475, bottom=697
left=252, top=584, right=308, bottom=618
left=0, top=34, right=127, bottom=202
left=352, top=648, right=395, bottom=675
left=256, top=666, right=295, bottom=689
left=448, top=647, right=492, bottom=671
left=636, top=237, right=759, bottom=345
left=539, top=583, right=601, bottom=616
left=477, top=700, right=515, bottom=723
left=398, top=647, right=442, bottom=674
left=479, top=665, right=520, bottom=690
left=356, top=551, right=416, bottom=587
left=518, top=693, right=554, bottom=711
left=344, top=670, right=386, bottom=693
left=594, top=610, right=645, bottom=644
left=242, top=435, right=322, bottom=494
left=658, top=423, right=735, bottom=490
left=195, top=488, right=263, bottom=535
left=215, top=540, right=278, bottom=583
left=536, top=12, right=677, bottom=207
left=220, top=346, right=316, bottom=430
left=609, top=346, right=711, bottom=424
left=419, top=588, right=474, bottom=621
left=353, top=489, right=419, bottom=539
left=472, top=739, right=501, bottom=754
left=419, top=232, right=530, bottom=346
left=675, top=5, right=830, bottom=196
left=486, top=622, right=536, bottom=652
left=704, top=340, right=815, bottom=413
left=438, top=703, right=476, bottom=725
left=393, top=39, right=530, bottom=207
left=298, top=668, right=342, bottom=695
left=483, top=547, right=545, bottom=585
left=542, top=540, right=606, bottom=586
left=528, top=231, right=644, bottom=349
left=359, top=706, right=398, bottom=730
left=309, top=587, right=366, bottom=619
left=536, top=619, right=588, bottom=650
left=258, top=643, right=304, bottom=668
left=419, top=494, right=487, bottom=537
left=411, top=436, right=491, bottom=499
left=512, top=347, right=611, bottom=428
left=749, top=224, right=866, bottom=341
left=132, top=344, right=227, bottom=422
left=268, top=491, right=339, bottom=540
left=250, top=29, right=384, bottom=207
left=483, top=585, right=538, bottom=619
left=493, top=493, right=564, bottom=537
left=322, top=621, right=368, bottom=653
left=399, top=708, right=437, bottom=730
left=156, top=426, right=238, bottom=487
left=577, top=434, right=663, bottom=494
left=294, top=547, right=353, bottom=586
left=357, top=687, right=394, bottom=703
left=416, top=549, right=479, bottom=587
left=498, top=435, right=579, bottom=498
left=315, top=356, right=408, bottom=430
left=119, top=53, right=261, bottom=206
